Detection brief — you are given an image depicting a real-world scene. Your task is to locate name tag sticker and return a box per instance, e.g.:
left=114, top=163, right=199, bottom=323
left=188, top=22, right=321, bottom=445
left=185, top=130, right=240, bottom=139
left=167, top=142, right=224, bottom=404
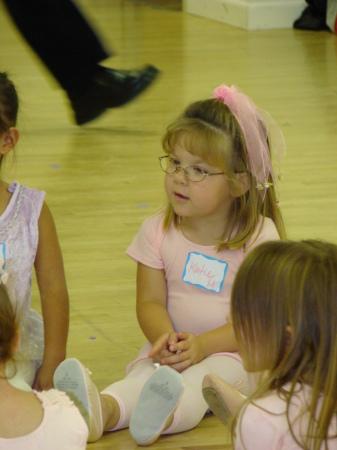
left=182, top=252, right=228, bottom=293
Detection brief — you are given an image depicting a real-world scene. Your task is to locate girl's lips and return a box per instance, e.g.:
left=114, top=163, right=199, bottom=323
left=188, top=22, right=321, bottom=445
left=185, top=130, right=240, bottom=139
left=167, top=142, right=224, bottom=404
left=174, top=192, right=189, bottom=200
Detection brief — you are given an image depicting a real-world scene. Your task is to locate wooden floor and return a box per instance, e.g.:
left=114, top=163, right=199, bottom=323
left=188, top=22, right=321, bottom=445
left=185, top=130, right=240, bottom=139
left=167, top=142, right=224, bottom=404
left=1, top=0, right=337, bottom=448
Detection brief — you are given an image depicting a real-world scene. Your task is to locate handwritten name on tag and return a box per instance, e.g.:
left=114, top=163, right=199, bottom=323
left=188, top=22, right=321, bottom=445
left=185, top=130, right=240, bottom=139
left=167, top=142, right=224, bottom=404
left=182, top=252, right=228, bottom=293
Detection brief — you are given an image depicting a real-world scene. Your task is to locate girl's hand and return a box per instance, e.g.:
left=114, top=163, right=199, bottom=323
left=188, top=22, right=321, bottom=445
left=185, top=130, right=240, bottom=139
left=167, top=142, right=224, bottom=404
left=148, top=332, right=178, bottom=364
left=160, top=331, right=206, bottom=373
left=33, top=359, right=62, bottom=391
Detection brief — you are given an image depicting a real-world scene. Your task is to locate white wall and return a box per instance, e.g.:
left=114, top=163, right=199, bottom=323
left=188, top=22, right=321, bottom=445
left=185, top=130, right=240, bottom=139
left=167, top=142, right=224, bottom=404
left=183, top=0, right=307, bottom=30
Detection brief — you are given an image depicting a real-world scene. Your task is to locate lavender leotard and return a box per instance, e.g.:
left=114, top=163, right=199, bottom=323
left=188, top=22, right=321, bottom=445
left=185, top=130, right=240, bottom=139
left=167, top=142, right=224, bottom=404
left=0, top=182, right=45, bottom=364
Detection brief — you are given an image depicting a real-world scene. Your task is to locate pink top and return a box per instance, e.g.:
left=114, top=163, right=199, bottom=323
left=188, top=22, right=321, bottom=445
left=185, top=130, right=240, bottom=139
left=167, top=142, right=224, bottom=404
left=0, top=389, right=88, bottom=449
left=235, top=384, right=337, bottom=449
left=126, top=213, right=279, bottom=370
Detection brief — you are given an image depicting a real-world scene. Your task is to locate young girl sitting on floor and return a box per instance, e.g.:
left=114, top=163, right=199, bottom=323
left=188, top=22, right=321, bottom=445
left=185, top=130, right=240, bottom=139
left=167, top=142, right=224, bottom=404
left=0, top=282, right=88, bottom=449
left=53, top=83, right=286, bottom=445
left=0, top=71, right=69, bottom=390
left=203, top=240, right=337, bottom=449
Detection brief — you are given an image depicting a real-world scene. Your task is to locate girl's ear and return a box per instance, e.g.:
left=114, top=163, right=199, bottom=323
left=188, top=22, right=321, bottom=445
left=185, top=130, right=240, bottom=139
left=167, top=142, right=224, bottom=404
left=0, top=127, right=19, bottom=155
left=232, top=172, right=250, bottom=197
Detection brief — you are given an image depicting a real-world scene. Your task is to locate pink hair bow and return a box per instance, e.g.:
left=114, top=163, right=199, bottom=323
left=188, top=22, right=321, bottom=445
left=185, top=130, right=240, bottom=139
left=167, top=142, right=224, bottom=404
left=213, top=85, right=235, bottom=108
left=213, top=84, right=285, bottom=201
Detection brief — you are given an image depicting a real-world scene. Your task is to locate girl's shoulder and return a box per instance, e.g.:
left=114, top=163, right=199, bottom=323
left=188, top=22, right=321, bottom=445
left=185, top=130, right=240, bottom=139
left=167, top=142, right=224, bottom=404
left=0, top=387, right=43, bottom=441
left=5, top=182, right=45, bottom=212
left=258, top=215, right=279, bottom=236
left=17, top=390, right=88, bottom=447
left=0, top=182, right=46, bottom=226
left=236, top=395, right=288, bottom=450
left=34, top=389, right=78, bottom=409
left=143, top=210, right=166, bottom=226
left=138, top=210, right=167, bottom=237
left=244, top=383, right=304, bottom=417
left=246, top=390, right=288, bottom=415
left=8, top=181, right=45, bottom=199
left=237, top=385, right=315, bottom=449
left=247, top=216, right=280, bottom=251
left=126, top=211, right=169, bottom=266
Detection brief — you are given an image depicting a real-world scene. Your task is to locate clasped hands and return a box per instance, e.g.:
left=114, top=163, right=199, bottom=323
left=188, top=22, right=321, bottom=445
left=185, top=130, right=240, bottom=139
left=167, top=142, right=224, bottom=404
left=148, top=331, right=205, bottom=373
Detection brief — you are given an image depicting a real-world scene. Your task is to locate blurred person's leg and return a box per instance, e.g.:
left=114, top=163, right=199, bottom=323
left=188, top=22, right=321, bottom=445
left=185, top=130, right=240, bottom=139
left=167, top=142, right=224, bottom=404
left=3, top=0, right=160, bottom=124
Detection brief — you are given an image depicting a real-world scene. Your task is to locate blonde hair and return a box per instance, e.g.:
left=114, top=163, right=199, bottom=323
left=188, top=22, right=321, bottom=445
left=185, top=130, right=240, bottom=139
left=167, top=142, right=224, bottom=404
left=161, top=99, right=286, bottom=251
left=231, top=240, right=337, bottom=449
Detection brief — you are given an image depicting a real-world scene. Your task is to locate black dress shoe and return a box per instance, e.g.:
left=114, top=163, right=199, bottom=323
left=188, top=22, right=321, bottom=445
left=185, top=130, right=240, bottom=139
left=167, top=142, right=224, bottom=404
left=293, top=5, right=329, bottom=30
left=70, top=64, right=160, bottom=125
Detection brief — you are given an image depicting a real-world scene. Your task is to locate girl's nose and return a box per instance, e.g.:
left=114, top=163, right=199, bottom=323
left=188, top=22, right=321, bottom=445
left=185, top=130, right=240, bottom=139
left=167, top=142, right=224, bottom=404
left=173, top=167, right=188, bottom=183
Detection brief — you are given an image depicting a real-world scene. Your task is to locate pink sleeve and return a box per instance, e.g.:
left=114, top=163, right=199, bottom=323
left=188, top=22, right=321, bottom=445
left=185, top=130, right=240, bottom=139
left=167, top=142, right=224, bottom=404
left=235, top=404, right=284, bottom=450
left=126, top=214, right=165, bottom=269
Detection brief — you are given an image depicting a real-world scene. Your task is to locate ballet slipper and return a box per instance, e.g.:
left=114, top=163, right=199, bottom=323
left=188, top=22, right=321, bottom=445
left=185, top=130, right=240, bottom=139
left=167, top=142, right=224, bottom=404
left=202, top=374, right=246, bottom=427
left=130, top=365, right=184, bottom=446
left=53, top=358, right=103, bottom=442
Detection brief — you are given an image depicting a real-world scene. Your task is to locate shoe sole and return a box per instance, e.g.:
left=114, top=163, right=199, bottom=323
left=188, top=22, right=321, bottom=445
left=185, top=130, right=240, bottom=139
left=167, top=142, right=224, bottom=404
left=202, top=386, right=233, bottom=427
left=53, top=358, right=103, bottom=442
left=130, top=366, right=184, bottom=446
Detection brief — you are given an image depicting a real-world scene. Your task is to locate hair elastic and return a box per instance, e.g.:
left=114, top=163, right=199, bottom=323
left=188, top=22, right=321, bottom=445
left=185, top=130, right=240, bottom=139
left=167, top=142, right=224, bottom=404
left=213, top=85, right=286, bottom=201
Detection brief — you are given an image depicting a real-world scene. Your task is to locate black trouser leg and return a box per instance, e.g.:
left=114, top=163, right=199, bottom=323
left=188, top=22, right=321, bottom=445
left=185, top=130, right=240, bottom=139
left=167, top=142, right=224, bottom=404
left=3, top=0, right=110, bottom=96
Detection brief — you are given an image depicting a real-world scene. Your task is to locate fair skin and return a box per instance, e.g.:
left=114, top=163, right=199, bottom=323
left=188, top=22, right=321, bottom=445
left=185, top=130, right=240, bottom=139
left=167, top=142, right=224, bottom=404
left=99, top=140, right=248, bottom=431
left=139, top=142, right=246, bottom=372
left=0, top=331, right=44, bottom=438
left=0, top=128, right=69, bottom=390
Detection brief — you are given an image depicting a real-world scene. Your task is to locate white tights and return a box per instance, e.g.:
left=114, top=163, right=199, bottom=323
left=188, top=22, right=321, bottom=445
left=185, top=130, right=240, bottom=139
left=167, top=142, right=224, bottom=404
left=102, top=355, right=251, bottom=434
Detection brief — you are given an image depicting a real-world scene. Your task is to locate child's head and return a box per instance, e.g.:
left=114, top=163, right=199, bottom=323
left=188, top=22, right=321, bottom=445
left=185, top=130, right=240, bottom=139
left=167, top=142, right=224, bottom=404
left=231, top=239, right=337, bottom=447
left=0, top=72, right=19, bottom=168
left=232, top=240, right=337, bottom=379
left=161, top=85, right=286, bottom=249
left=0, top=283, right=18, bottom=369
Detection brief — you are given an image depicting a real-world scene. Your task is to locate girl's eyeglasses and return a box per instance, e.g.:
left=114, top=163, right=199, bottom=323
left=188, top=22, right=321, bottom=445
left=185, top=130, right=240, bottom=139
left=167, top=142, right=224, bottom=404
left=159, top=156, right=224, bottom=182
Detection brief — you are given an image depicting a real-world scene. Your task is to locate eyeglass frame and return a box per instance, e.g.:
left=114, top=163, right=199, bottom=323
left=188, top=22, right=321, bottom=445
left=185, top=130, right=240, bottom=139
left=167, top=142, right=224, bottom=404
left=158, top=155, right=224, bottom=182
